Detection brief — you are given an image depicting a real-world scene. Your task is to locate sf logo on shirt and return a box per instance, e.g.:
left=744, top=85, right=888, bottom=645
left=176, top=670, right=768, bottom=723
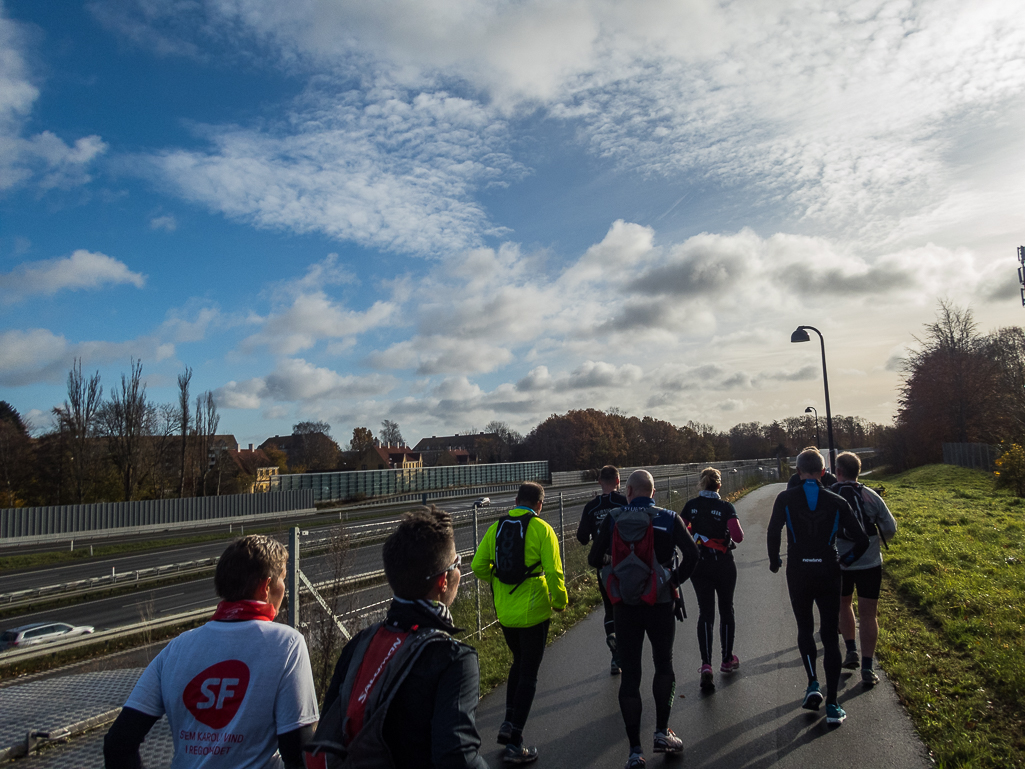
left=183, top=660, right=251, bottom=729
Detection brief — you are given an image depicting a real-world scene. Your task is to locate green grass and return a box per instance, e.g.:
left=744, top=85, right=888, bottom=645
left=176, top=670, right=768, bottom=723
left=874, top=464, right=1025, bottom=768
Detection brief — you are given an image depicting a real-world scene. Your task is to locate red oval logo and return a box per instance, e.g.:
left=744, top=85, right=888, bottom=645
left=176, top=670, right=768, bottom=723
left=182, top=660, right=251, bottom=729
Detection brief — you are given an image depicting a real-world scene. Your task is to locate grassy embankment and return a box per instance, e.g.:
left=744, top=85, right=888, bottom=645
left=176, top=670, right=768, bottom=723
left=873, top=464, right=1025, bottom=768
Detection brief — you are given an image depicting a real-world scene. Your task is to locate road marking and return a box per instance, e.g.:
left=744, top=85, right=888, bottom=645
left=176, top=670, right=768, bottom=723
left=160, top=598, right=218, bottom=613
left=123, top=592, right=183, bottom=609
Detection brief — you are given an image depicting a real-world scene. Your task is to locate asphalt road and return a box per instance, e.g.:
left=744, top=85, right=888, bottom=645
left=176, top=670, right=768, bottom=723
left=476, top=483, right=933, bottom=768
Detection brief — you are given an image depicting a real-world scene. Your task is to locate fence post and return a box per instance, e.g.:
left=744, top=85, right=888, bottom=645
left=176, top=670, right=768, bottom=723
left=288, top=526, right=299, bottom=629
left=473, top=503, right=481, bottom=639
left=559, top=493, right=565, bottom=571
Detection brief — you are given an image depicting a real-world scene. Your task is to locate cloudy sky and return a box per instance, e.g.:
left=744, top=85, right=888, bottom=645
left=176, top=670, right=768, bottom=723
left=1, top=0, right=1023, bottom=449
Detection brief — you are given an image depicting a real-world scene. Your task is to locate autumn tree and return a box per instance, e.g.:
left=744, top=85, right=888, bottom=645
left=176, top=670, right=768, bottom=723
left=177, top=367, right=192, bottom=498
left=291, top=420, right=340, bottom=472
left=0, top=402, right=31, bottom=507
left=349, top=427, right=374, bottom=454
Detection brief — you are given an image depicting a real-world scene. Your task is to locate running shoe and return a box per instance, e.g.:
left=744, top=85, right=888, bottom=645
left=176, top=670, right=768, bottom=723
left=611, top=657, right=621, bottom=675
left=699, top=663, right=714, bottom=689
left=624, top=752, right=646, bottom=768
left=842, top=650, right=860, bottom=669
left=653, top=729, right=684, bottom=754
left=826, top=703, right=847, bottom=725
left=720, top=655, right=740, bottom=673
left=497, top=721, right=514, bottom=745
left=503, top=744, right=538, bottom=764
left=861, top=668, right=880, bottom=686
left=802, top=681, right=823, bottom=710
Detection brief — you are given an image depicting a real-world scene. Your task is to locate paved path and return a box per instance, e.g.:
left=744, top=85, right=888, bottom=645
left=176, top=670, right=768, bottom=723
left=476, top=483, right=932, bottom=768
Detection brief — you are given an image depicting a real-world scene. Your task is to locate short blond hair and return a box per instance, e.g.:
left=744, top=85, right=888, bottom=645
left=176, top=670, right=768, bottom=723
left=835, top=452, right=861, bottom=479
left=214, top=535, right=288, bottom=602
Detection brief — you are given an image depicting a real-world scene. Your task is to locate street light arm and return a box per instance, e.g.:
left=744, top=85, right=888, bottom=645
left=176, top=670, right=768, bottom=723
left=791, top=325, right=836, bottom=473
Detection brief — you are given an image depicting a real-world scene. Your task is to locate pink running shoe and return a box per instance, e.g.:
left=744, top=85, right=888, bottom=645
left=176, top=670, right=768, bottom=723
left=699, top=664, right=714, bottom=689
left=720, top=655, right=740, bottom=674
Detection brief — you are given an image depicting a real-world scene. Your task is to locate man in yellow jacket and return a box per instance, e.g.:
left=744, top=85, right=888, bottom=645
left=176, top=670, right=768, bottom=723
left=472, top=481, right=568, bottom=765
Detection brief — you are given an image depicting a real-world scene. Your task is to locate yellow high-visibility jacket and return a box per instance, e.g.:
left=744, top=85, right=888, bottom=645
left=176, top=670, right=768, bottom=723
left=471, top=506, right=568, bottom=628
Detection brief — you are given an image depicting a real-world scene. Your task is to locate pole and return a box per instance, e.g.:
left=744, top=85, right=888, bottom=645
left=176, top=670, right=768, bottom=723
left=559, top=493, right=565, bottom=571
left=816, top=332, right=837, bottom=474
left=288, top=526, right=299, bottom=629
left=473, top=504, right=481, bottom=639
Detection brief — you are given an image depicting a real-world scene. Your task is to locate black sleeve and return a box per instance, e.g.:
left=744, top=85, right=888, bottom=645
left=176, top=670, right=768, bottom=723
left=576, top=499, right=595, bottom=545
left=278, top=724, right=315, bottom=768
left=321, top=634, right=359, bottom=715
left=588, top=514, right=613, bottom=569
left=766, top=495, right=786, bottom=568
left=103, top=707, right=159, bottom=769
left=431, top=647, right=489, bottom=769
left=671, top=514, right=700, bottom=584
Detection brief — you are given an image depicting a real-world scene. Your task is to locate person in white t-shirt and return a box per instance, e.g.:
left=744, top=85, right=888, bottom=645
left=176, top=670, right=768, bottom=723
left=104, top=535, right=319, bottom=769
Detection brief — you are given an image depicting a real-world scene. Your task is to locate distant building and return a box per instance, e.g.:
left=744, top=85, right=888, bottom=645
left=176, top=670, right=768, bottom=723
left=413, top=433, right=509, bottom=464
left=228, top=446, right=279, bottom=493
left=352, top=443, right=422, bottom=471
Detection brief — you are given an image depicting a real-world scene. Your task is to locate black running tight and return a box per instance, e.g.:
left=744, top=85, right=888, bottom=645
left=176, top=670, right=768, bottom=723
left=614, top=602, right=676, bottom=747
left=786, top=570, right=842, bottom=704
left=500, top=620, right=550, bottom=735
left=691, top=554, right=737, bottom=665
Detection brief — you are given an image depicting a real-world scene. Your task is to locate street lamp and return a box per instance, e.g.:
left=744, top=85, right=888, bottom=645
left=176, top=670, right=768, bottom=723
left=804, top=406, right=820, bottom=449
left=791, top=326, right=836, bottom=473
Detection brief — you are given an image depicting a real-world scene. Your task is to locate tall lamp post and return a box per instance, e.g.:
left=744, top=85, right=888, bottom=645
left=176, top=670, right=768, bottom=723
left=791, top=326, right=836, bottom=473
left=804, top=406, right=820, bottom=449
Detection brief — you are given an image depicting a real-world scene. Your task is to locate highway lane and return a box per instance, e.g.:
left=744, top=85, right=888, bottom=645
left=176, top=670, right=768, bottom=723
left=1, top=489, right=528, bottom=595
left=0, top=489, right=583, bottom=638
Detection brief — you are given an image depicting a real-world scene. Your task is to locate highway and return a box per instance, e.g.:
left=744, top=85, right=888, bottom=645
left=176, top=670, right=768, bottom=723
left=0, top=487, right=565, bottom=638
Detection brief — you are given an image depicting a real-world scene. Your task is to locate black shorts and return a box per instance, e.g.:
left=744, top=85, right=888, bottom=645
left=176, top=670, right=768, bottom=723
left=841, top=565, right=882, bottom=600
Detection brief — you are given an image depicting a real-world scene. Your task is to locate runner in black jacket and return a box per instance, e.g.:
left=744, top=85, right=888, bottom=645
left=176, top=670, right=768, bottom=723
left=588, top=470, right=699, bottom=769
left=576, top=464, right=628, bottom=674
left=767, top=449, right=869, bottom=728
left=681, top=467, right=745, bottom=689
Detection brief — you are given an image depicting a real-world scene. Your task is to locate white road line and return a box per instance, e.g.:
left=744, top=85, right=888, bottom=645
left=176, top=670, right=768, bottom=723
left=123, top=592, right=183, bottom=609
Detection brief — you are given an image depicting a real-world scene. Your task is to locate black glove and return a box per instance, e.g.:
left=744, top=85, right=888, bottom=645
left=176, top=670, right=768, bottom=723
left=769, top=557, right=782, bottom=573
left=672, top=588, right=687, bottom=622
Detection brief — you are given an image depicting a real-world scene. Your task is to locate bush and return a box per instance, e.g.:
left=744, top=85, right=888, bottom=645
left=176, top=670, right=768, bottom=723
left=994, top=444, right=1025, bottom=497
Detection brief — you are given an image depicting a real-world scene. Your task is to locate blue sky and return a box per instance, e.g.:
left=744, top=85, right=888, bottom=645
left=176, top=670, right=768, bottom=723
left=2, top=0, right=1024, bottom=450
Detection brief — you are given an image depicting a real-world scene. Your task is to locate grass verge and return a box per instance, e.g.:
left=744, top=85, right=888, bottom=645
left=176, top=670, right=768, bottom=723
left=874, top=464, right=1025, bottom=768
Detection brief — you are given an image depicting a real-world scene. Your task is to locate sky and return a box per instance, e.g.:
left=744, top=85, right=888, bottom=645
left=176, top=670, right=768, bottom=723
left=1, top=0, right=1024, bottom=450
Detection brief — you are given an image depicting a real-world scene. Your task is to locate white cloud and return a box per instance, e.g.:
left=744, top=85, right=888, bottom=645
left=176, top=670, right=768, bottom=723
left=143, top=88, right=521, bottom=256
left=0, top=250, right=146, bottom=304
left=214, top=358, right=397, bottom=408
left=149, top=214, right=177, bottom=231
left=0, top=327, right=173, bottom=387
left=0, top=8, right=106, bottom=190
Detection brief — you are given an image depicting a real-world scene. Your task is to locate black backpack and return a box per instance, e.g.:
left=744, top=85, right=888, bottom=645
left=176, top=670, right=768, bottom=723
left=492, top=514, right=542, bottom=594
left=303, top=625, right=449, bottom=769
left=833, top=482, right=882, bottom=543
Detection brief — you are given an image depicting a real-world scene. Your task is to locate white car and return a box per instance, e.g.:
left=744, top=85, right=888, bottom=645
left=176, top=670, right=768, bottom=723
left=475, top=497, right=491, bottom=507
left=0, top=621, right=95, bottom=652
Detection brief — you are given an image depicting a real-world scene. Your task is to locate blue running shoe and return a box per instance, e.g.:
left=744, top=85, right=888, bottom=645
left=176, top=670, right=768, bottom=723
left=802, top=681, right=823, bottom=710
left=826, top=703, right=847, bottom=725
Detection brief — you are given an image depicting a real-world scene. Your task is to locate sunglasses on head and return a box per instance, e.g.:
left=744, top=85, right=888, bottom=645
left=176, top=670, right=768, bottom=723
left=427, top=552, right=462, bottom=581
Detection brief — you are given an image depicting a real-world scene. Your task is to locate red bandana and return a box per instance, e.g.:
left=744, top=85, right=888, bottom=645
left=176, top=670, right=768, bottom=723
left=211, top=600, right=277, bottom=622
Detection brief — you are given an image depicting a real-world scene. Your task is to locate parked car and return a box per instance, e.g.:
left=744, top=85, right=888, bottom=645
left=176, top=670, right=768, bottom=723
left=0, top=621, right=94, bottom=652
left=475, top=497, right=491, bottom=507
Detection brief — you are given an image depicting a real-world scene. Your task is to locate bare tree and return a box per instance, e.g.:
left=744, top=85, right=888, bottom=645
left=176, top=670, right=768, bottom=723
left=100, top=359, right=153, bottom=501
left=379, top=419, right=403, bottom=447
left=53, top=359, right=103, bottom=504
left=177, top=367, right=192, bottom=498
left=194, top=391, right=220, bottom=495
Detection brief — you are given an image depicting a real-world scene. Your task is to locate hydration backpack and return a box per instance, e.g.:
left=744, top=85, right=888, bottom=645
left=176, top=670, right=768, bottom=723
left=303, top=624, right=449, bottom=769
left=601, top=506, right=673, bottom=605
left=834, top=482, right=879, bottom=538
left=492, top=514, right=543, bottom=594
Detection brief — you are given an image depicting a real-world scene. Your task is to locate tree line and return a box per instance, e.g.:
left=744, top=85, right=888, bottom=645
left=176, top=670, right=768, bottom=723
left=884, top=300, right=1025, bottom=470
left=0, top=359, right=224, bottom=507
